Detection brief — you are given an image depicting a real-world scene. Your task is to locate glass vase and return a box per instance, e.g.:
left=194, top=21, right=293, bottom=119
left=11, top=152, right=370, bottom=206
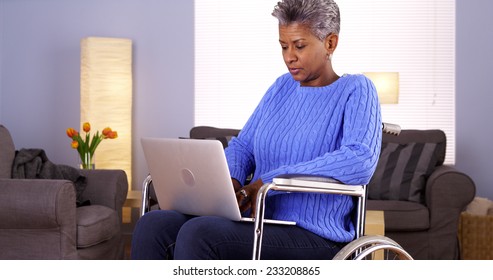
left=80, top=152, right=95, bottom=170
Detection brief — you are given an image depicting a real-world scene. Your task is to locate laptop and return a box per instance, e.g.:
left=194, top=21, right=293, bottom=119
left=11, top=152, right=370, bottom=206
left=141, top=137, right=295, bottom=225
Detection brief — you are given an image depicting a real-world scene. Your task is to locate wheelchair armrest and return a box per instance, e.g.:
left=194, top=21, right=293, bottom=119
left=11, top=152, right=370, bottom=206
left=252, top=176, right=366, bottom=260
left=272, top=176, right=365, bottom=195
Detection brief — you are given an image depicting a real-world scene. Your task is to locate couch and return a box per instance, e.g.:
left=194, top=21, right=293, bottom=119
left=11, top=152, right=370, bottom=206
left=366, top=129, right=475, bottom=259
left=0, top=124, right=128, bottom=259
left=144, top=126, right=476, bottom=260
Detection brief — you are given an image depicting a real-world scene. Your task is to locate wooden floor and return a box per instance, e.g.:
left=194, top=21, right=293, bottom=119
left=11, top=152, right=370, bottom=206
left=123, top=234, right=132, bottom=259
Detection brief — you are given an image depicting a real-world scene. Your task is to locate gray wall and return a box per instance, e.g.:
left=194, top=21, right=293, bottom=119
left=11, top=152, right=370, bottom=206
left=456, top=0, right=493, bottom=199
left=1, top=0, right=492, bottom=199
left=0, top=0, right=194, bottom=190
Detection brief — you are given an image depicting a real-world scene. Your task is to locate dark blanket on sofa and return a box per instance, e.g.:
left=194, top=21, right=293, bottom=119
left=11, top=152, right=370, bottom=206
left=11, top=148, right=89, bottom=207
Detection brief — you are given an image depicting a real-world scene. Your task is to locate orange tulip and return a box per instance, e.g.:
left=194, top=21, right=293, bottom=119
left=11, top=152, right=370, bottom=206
left=66, top=123, right=117, bottom=168
left=71, top=140, right=79, bottom=149
left=107, top=131, right=118, bottom=139
left=66, top=128, right=78, bottom=138
left=83, top=122, right=91, bottom=133
left=102, top=127, right=112, bottom=137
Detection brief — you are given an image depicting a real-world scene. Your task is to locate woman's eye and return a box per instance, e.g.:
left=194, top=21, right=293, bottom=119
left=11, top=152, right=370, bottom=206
left=296, top=45, right=305, bottom=50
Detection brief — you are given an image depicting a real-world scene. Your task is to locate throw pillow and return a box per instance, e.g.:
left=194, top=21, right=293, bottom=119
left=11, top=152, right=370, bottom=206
left=368, top=142, right=441, bottom=204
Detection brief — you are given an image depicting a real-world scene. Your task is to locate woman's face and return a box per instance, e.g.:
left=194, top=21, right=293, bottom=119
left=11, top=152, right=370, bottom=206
left=279, top=23, right=337, bottom=87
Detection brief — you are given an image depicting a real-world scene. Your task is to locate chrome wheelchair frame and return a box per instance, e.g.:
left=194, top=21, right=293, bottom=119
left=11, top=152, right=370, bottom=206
left=252, top=176, right=413, bottom=260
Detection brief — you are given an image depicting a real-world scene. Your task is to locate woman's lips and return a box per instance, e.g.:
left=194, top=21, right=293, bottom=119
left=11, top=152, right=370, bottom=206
left=289, top=68, right=301, bottom=75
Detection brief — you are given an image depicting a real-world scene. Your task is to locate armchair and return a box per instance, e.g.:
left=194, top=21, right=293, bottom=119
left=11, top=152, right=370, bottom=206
left=0, top=124, right=128, bottom=259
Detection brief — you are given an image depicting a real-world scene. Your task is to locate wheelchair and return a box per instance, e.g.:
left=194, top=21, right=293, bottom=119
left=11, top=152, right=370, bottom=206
left=252, top=175, right=413, bottom=260
left=139, top=123, right=413, bottom=260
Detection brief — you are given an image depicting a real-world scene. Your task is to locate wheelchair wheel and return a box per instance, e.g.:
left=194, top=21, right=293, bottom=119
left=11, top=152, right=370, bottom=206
left=333, top=235, right=414, bottom=260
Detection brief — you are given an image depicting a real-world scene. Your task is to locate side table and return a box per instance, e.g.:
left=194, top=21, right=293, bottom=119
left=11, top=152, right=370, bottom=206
left=123, top=190, right=142, bottom=223
left=364, top=210, right=385, bottom=259
left=365, top=210, right=385, bottom=236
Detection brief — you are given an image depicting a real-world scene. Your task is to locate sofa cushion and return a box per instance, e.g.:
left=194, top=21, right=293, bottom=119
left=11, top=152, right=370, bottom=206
left=0, top=125, right=15, bottom=179
left=368, top=130, right=446, bottom=204
left=367, top=199, right=430, bottom=231
left=76, top=205, right=120, bottom=248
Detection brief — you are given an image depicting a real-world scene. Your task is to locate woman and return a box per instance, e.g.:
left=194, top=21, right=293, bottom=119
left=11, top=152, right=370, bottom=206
left=131, top=0, right=381, bottom=260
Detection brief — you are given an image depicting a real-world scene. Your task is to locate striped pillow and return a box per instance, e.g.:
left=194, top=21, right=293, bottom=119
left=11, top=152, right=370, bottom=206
left=368, top=142, right=441, bottom=204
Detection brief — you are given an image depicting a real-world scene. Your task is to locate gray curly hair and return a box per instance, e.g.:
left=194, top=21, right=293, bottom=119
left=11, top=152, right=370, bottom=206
left=272, top=0, right=340, bottom=41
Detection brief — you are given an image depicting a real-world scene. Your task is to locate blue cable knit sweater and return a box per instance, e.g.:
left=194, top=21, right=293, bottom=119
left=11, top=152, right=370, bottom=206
left=225, top=73, right=382, bottom=242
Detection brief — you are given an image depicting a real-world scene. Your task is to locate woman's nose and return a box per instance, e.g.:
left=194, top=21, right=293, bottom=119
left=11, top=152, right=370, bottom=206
left=284, top=48, right=297, bottom=64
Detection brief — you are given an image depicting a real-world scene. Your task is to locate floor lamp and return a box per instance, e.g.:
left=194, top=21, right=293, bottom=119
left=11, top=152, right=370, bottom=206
left=80, top=36, right=133, bottom=189
left=363, top=72, right=399, bottom=104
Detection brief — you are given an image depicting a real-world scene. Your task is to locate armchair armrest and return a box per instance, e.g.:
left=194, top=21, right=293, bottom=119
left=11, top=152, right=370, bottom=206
left=79, top=169, right=128, bottom=219
left=0, top=178, right=77, bottom=259
left=0, top=179, right=76, bottom=228
left=424, top=164, right=476, bottom=259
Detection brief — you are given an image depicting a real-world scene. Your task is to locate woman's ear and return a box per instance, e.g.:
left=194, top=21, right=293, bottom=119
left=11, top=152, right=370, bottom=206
left=325, top=33, right=339, bottom=55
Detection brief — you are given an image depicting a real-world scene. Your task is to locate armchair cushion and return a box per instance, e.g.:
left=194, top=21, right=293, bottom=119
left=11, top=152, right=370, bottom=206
left=368, top=130, right=446, bottom=204
left=76, top=205, right=120, bottom=248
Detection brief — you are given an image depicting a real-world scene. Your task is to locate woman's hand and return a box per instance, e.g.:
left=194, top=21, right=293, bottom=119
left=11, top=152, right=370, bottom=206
left=231, top=178, right=243, bottom=193
left=235, top=179, right=264, bottom=218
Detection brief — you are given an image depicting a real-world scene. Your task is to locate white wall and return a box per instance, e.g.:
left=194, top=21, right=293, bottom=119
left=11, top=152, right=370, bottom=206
left=456, top=0, right=493, bottom=199
left=0, top=0, right=194, bottom=190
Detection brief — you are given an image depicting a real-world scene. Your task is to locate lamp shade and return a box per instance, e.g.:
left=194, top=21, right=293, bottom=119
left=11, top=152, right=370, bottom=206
left=81, top=37, right=133, bottom=188
left=363, top=72, right=399, bottom=104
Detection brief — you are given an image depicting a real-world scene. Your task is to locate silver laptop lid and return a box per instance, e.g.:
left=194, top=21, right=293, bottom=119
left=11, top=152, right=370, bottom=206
left=141, top=137, right=243, bottom=221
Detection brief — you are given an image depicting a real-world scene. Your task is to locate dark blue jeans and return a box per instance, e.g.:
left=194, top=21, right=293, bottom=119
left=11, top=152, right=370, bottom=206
left=130, top=210, right=346, bottom=260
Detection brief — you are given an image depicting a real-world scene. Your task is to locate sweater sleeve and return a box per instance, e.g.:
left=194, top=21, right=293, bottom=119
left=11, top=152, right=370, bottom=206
left=224, top=77, right=281, bottom=185
left=260, top=75, right=382, bottom=185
